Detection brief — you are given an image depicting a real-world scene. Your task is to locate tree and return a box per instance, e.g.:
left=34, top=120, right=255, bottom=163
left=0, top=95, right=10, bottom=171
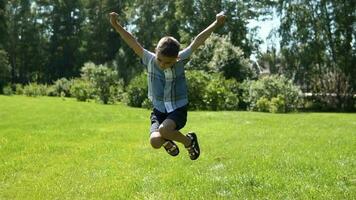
left=5, top=0, right=48, bottom=83
left=187, top=34, right=255, bottom=82
left=275, top=0, right=355, bottom=110
left=0, top=49, right=11, bottom=91
left=0, top=0, right=7, bottom=49
left=46, top=0, right=85, bottom=81
left=82, top=0, right=128, bottom=64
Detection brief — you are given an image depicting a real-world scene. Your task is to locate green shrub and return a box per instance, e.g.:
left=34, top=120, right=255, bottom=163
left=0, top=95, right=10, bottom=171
left=124, top=72, right=148, bottom=107
left=23, top=83, right=49, bottom=97
left=186, top=70, right=239, bottom=111
left=269, top=95, right=286, bottom=113
left=256, top=97, right=270, bottom=112
left=242, top=75, right=301, bottom=112
left=185, top=70, right=210, bottom=110
left=53, top=78, right=72, bottom=97
left=15, top=84, right=24, bottom=95
left=108, top=81, right=125, bottom=104
left=80, top=62, right=122, bottom=104
left=70, top=78, right=93, bottom=102
left=203, top=76, right=239, bottom=111
left=141, top=98, right=153, bottom=109
left=2, top=85, right=13, bottom=96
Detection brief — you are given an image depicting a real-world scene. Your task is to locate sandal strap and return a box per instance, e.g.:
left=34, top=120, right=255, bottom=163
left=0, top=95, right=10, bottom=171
left=163, top=141, right=177, bottom=152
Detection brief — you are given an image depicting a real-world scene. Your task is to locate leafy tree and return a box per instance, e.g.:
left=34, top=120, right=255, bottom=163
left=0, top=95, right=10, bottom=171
left=82, top=0, right=127, bottom=64
left=276, top=0, right=355, bottom=110
left=5, top=0, right=50, bottom=83
left=46, top=0, right=85, bottom=81
left=0, top=0, right=6, bottom=48
left=187, top=34, right=255, bottom=82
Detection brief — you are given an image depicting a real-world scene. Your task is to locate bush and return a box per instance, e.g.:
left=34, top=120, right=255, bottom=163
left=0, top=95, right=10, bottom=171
left=53, top=78, right=72, bottom=97
left=186, top=70, right=239, bottom=111
left=185, top=70, right=210, bottom=110
left=70, top=78, right=93, bottom=102
left=23, top=83, right=49, bottom=97
left=108, top=81, right=125, bottom=104
left=80, top=62, right=123, bottom=104
left=256, top=97, right=270, bottom=112
left=124, top=72, right=148, bottom=107
left=242, top=75, right=301, bottom=112
left=2, top=85, right=13, bottom=96
left=15, top=84, right=24, bottom=95
left=270, top=95, right=286, bottom=113
left=203, top=75, right=239, bottom=111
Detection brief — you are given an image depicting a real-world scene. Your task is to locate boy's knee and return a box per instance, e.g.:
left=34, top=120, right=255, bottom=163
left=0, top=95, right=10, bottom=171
left=150, top=133, right=163, bottom=149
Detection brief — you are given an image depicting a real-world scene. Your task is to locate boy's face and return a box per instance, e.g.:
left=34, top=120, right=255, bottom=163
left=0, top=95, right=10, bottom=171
left=156, top=52, right=178, bottom=69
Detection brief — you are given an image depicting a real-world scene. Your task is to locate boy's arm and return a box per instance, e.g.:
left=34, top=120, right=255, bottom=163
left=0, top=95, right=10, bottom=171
left=109, top=12, right=144, bottom=59
left=188, top=11, right=226, bottom=52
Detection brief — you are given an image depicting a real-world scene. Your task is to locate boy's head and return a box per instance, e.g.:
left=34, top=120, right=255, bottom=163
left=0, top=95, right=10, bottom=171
left=155, top=36, right=180, bottom=69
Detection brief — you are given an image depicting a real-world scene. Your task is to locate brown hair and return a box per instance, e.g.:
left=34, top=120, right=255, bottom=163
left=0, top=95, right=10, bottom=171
left=156, top=36, right=180, bottom=57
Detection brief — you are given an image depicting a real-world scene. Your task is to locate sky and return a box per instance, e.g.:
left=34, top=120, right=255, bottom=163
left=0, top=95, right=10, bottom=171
left=247, top=11, right=281, bottom=60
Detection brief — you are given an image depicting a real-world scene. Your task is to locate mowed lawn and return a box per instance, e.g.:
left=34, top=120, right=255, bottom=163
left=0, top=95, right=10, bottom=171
left=0, top=95, right=355, bottom=199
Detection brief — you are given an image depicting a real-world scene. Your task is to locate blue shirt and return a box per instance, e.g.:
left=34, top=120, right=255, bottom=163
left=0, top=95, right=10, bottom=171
left=141, top=47, right=192, bottom=113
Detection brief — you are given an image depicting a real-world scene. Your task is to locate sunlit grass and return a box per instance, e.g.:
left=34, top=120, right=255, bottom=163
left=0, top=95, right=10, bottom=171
left=0, top=95, right=355, bottom=199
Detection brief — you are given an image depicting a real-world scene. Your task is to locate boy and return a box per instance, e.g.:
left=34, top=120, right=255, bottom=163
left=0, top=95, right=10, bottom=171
left=109, top=11, right=226, bottom=160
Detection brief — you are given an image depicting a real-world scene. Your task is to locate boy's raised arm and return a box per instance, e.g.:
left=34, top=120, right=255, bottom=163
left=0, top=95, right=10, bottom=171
left=109, top=12, right=144, bottom=59
left=188, top=11, right=226, bottom=52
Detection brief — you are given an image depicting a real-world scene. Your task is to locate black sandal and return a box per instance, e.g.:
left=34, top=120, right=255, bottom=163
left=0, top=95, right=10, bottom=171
left=163, top=140, right=180, bottom=156
left=186, top=132, right=200, bottom=160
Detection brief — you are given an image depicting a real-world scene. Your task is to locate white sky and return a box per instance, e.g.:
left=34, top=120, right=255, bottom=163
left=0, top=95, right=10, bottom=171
left=247, top=11, right=281, bottom=60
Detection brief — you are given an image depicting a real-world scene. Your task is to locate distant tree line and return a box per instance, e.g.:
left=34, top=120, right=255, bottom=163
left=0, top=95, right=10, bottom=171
left=0, top=0, right=354, bottom=111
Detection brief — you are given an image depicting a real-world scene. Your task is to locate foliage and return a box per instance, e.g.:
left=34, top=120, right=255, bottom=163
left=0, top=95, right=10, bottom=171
left=256, top=96, right=270, bottom=112
left=81, top=62, right=123, bottom=104
left=187, top=34, right=255, bottom=82
left=124, top=72, right=148, bottom=108
left=1, top=0, right=354, bottom=111
left=70, top=78, right=93, bottom=102
left=23, top=83, right=49, bottom=97
left=184, top=70, right=210, bottom=110
left=275, top=0, right=355, bottom=109
left=186, top=70, right=239, bottom=111
left=0, top=49, right=10, bottom=93
left=53, top=78, right=72, bottom=97
left=2, top=85, right=13, bottom=96
left=14, top=84, right=24, bottom=95
left=242, top=75, right=301, bottom=112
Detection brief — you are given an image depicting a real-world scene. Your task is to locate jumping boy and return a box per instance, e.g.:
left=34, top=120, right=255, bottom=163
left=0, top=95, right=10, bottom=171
left=109, top=11, right=226, bottom=160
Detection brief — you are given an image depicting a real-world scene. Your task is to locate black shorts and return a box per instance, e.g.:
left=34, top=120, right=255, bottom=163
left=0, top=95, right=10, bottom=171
left=150, top=105, right=188, bottom=134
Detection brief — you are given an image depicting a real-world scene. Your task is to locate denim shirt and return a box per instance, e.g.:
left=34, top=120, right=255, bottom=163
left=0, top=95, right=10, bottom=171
left=141, top=47, right=192, bottom=113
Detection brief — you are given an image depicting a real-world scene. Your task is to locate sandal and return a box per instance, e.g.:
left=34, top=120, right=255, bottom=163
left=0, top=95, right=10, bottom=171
left=163, top=140, right=180, bottom=156
left=186, top=132, right=200, bottom=160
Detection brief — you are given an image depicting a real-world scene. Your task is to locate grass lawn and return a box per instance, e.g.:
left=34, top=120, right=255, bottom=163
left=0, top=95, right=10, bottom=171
left=0, top=95, right=355, bottom=199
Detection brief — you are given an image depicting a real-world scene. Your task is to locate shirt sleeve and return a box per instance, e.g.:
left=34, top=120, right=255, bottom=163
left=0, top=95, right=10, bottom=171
left=141, top=49, right=155, bottom=65
left=178, top=47, right=192, bottom=61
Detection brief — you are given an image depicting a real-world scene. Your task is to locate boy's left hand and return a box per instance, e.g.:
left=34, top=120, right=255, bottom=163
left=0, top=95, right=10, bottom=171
left=216, top=11, right=226, bottom=26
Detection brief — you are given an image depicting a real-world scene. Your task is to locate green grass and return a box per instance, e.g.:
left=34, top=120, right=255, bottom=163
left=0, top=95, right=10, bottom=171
left=0, top=95, right=355, bottom=199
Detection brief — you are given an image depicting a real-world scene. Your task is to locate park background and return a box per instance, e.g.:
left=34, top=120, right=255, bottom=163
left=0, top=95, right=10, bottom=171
left=0, top=0, right=355, bottom=111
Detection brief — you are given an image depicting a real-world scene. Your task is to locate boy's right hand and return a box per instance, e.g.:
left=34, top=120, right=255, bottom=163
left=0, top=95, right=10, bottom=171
left=109, top=12, right=119, bottom=25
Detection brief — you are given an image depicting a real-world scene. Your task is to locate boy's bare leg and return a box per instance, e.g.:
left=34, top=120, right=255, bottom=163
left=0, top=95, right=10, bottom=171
left=158, top=119, right=192, bottom=147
